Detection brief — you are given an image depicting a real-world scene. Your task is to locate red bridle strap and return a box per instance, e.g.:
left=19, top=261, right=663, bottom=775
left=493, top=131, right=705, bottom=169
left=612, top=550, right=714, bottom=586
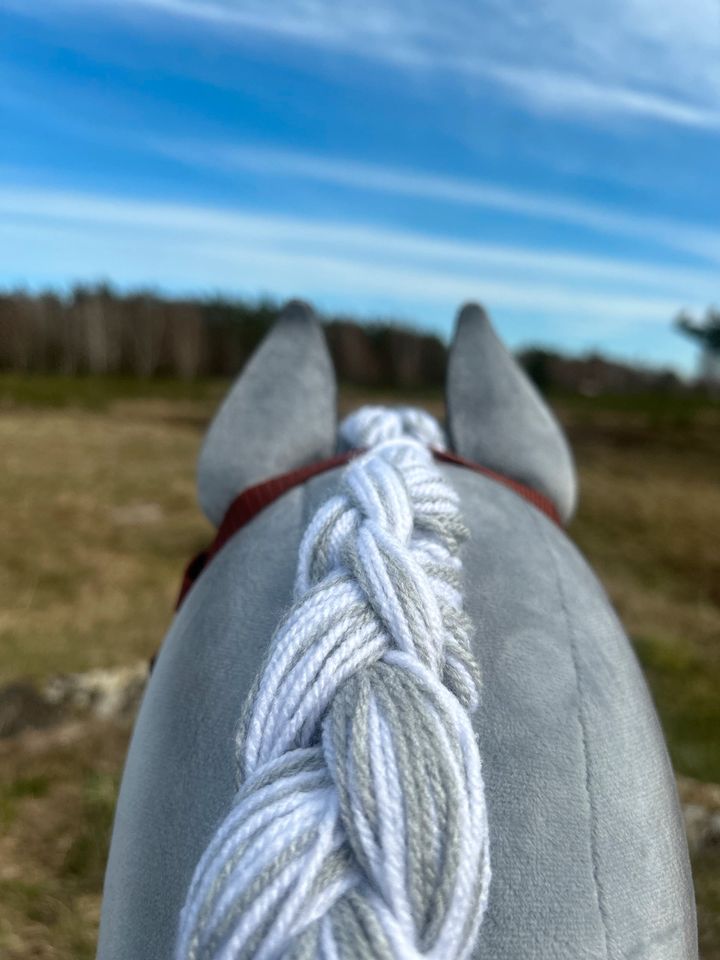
left=175, top=449, right=561, bottom=610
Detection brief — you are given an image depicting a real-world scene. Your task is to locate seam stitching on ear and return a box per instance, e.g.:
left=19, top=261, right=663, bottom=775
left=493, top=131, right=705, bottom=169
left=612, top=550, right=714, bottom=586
left=530, top=504, right=611, bottom=959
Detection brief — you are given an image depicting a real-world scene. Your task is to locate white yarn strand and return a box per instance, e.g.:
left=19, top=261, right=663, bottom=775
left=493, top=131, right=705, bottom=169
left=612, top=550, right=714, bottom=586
left=176, top=405, right=491, bottom=960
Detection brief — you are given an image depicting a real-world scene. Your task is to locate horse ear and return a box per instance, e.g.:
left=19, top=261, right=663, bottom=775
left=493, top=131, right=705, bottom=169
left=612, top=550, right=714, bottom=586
left=198, top=300, right=337, bottom=526
left=446, top=302, right=577, bottom=521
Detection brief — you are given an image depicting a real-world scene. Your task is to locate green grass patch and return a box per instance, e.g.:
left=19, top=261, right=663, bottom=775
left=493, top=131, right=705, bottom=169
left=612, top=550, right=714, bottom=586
left=0, top=372, right=224, bottom=410
left=0, top=879, right=50, bottom=919
left=0, top=775, right=51, bottom=828
left=694, top=850, right=720, bottom=960
left=551, top=388, right=720, bottom=419
left=0, top=372, right=447, bottom=413
left=634, top=634, right=720, bottom=783
left=61, top=773, right=119, bottom=889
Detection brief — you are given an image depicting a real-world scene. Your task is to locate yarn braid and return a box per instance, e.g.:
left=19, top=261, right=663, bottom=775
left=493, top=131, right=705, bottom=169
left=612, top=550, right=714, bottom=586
left=176, top=406, right=491, bottom=960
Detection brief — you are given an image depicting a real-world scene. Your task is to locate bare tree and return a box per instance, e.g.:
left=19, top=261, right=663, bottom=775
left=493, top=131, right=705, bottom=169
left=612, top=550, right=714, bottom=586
left=125, top=294, right=167, bottom=377
left=72, top=285, right=123, bottom=374
left=169, top=304, right=204, bottom=380
left=4, top=294, right=36, bottom=372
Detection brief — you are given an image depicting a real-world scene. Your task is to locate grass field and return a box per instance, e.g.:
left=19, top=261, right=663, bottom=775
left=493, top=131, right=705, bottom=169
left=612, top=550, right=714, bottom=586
left=1, top=373, right=719, bottom=957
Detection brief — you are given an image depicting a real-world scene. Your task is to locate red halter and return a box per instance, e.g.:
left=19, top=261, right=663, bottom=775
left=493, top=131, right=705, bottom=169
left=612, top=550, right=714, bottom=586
left=175, top=449, right=561, bottom=611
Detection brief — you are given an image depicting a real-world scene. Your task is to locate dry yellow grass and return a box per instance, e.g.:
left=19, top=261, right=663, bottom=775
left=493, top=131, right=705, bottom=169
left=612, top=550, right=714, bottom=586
left=0, top=405, right=213, bottom=680
left=0, top=721, right=130, bottom=960
left=566, top=400, right=720, bottom=785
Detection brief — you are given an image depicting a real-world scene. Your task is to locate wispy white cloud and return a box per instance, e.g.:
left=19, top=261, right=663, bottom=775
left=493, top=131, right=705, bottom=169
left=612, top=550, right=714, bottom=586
left=0, top=185, right=710, bottom=341
left=480, top=66, right=720, bottom=131
left=13, top=0, right=720, bottom=131
left=149, top=139, right=720, bottom=266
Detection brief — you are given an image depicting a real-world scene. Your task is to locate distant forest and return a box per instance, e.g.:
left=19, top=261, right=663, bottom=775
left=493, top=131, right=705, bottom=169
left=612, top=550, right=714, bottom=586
left=0, top=285, right=688, bottom=394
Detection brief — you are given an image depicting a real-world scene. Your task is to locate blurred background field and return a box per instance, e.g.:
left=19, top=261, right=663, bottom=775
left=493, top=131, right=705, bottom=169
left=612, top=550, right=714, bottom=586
left=1, top=369, right=719, bottom=958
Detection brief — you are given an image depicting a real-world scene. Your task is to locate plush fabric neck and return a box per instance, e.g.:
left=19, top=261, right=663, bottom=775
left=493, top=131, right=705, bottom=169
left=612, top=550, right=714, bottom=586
left=177, top=448, right=562, bottom=611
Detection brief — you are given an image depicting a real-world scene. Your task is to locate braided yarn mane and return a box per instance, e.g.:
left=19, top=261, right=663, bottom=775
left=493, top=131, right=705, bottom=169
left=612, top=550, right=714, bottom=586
left=177, top=406, right=491, bottom=960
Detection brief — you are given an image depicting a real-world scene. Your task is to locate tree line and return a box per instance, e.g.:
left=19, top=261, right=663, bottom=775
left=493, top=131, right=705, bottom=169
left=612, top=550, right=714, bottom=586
left=0, top=286, right=446, bottom=388
left=0, top=284, right=703, bottom=393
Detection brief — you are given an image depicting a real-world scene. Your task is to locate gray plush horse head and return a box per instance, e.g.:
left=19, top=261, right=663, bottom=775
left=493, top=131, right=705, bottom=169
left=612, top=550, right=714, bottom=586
left=98, top=302, right=696, bottom=960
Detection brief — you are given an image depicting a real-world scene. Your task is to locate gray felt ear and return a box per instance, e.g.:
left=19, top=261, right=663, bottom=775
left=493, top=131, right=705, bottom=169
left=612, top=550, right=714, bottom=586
left=197, top=300, right=337, bottom=526
left=446, top=303, right=577, bottom=522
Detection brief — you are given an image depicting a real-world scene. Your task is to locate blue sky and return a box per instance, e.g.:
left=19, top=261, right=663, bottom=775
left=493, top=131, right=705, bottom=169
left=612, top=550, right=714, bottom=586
left=2, top=1, right=720, bottom=370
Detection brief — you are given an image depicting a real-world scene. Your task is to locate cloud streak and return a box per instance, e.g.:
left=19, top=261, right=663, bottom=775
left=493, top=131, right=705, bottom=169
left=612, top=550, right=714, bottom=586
left=12, top=0, right=720, bottom=131
left=149, top=140, right=720, bottom=267
left=0, top=185, right=711, bottom=339
left=482, top=66, right=720, bottom=131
